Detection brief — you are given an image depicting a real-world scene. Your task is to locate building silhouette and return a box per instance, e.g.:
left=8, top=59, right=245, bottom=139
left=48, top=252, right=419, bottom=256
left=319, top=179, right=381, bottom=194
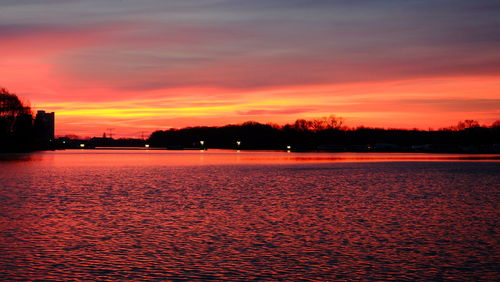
left=34, top=110, right=55, bottom=147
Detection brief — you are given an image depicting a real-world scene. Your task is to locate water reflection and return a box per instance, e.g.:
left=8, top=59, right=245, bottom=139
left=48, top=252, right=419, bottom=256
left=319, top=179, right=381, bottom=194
left=0, top=153, right=41, bottom=162
left=4, top=149, right=498, bottom=166
left=0, top=151, right=498, bottom=280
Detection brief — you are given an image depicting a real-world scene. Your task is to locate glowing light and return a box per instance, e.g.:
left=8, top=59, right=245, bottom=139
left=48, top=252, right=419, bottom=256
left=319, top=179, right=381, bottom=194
left=80, top=143, right=85, bottom=148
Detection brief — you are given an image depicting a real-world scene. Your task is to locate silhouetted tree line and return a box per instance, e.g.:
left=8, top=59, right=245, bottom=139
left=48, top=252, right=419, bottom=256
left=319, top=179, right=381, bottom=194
left=0, top=88, right=57, bottom=152
left=0, top=88, right=35, bottom=152
left=149, top=116, right=500, bottom=153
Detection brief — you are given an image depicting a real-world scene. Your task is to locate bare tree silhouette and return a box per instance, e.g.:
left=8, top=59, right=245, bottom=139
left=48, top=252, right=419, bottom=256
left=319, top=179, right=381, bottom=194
left=0, top=88, right=34, bottom=151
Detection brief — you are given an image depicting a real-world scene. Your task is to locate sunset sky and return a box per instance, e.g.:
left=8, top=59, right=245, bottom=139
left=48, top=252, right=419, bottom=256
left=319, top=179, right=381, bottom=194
left=1, top=0, right=499, bottom=138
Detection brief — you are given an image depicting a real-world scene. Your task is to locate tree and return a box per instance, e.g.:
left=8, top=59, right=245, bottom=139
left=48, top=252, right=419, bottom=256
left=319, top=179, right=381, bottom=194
left=325, top=115, right=344, bottom=130
left=0, top=88, right=32, bottom=132
left=0, top=88, right=34, bottom=151
left=455, top=119, right=480, bottom=131
left=293, top=119, right=311, bottom=131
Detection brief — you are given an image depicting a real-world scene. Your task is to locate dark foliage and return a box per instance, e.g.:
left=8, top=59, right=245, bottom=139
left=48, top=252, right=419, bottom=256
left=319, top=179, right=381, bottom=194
left=0, top=88, right=34, bottom=152
left=148, top=118, right=500, bottom=153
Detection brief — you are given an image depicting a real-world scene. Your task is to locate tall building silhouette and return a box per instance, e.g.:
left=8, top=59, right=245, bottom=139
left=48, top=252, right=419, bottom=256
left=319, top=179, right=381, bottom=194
left=34, top=110, right=55, bottom=146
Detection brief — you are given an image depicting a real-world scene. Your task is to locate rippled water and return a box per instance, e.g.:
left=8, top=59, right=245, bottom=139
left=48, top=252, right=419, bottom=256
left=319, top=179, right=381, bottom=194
left=1, top=150, right=498, bottom=280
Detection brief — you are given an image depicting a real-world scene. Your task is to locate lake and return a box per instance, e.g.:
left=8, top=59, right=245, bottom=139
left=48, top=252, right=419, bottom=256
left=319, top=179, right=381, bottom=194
left=0, top=150, right=498, bottom=280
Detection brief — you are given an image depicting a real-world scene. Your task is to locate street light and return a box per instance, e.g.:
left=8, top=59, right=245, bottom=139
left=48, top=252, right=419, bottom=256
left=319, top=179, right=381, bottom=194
left=286, top=145, right=291, bottom=152
left=200, top=140, right=205, bottom=151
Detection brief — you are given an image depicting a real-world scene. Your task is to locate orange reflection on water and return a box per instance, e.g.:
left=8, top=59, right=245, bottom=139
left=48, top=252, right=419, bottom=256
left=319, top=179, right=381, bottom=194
left=22, top=150, right=500, bottom=167
left=0, top=150, right=499, bottom=280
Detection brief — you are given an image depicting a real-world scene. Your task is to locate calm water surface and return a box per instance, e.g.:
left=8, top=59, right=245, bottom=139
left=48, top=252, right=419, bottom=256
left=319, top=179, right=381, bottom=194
left=0, top=150, right=498, bottom=280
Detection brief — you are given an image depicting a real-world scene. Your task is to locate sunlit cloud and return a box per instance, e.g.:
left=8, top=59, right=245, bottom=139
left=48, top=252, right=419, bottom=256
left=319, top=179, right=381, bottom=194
left=1, top=0, right=499, bottom=137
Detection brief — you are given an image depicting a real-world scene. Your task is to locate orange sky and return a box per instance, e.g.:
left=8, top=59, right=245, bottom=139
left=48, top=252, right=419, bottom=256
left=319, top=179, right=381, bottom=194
left=1, top=1, right=499, bottom=138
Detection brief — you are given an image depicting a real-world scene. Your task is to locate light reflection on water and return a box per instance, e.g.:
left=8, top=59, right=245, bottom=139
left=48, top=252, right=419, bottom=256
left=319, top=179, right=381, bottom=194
left=0, top=150, right=498, bottom=280
left=1, top=149, right=498, bottom=166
